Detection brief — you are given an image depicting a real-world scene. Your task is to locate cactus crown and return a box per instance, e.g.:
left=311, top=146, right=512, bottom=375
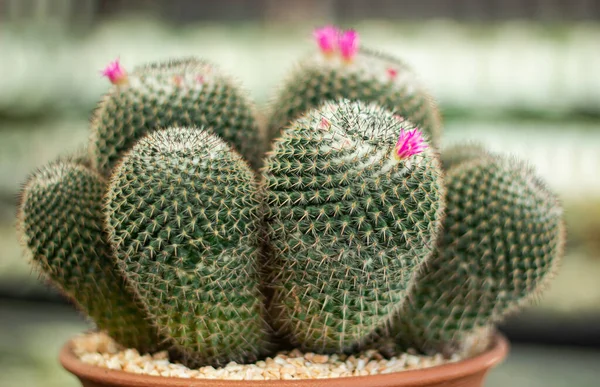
left=16, top=27, right=564, bottom=372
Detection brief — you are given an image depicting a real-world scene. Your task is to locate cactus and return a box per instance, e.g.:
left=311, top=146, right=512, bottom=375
left=16, top=27, right=570, bottom=371
left=390, top=154, right=565, bottom=355
left=263, top=100, right=445, bottom=353
left=105, top=127, right=269, bottom=367
left=16, top=161, right=162, bottom=353
left=90, top=58, right=263, bottom=176
left=266, top=27, right=442, bottom=150
left=440, top=142, right=490, bottom=172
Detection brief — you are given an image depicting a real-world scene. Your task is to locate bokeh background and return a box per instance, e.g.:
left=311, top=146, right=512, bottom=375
left=1, top=1, right=599, bottom=386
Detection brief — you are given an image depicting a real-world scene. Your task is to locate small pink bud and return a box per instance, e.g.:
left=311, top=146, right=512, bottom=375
left=387, top=67, right=398, bottom=80
left=196, top=75, right=205, bottom=84
left=313, top=25, right=339, bottom=55
left=319, top=117, right=331, bottom=129
left=338, top=29, right=359, bottom=62
left=173, top=75, right=183, bottom=87
left=394, top=128, right=428, bottom=160
left=101, top=59, right=128, bottom=85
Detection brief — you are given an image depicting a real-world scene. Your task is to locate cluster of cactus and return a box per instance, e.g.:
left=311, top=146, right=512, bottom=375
left=17, top=26, right=565, bottom=368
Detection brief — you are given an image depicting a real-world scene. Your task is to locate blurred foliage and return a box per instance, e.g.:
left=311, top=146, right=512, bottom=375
left=0, top=18, right=599, bottom=120
left=564, top=198, right=600, bottom=259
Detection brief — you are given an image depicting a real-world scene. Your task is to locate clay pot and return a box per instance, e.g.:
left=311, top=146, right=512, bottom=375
left=60, top=333, right=508, bottom=387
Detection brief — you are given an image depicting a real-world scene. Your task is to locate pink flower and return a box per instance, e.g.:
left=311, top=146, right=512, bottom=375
left=319, top=117, right=331, bottom=129
left=338, top=29, right=359, bottom=62
left=394, top=128, right=428, bottom=160
left=387, top=67, right=398, bottom=80
left=313, top=25, right=338, bottom=55
left=101, top=59, right=128, bottom=85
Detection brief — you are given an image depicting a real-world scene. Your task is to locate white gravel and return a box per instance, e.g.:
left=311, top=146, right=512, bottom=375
left=72, top=332, right=466, bottom=380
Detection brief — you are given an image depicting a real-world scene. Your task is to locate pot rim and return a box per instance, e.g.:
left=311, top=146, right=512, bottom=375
left=60, top=332, right=508, bottom=387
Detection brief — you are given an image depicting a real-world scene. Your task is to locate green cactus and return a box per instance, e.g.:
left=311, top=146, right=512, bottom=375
left=391, top=154, right=565, bottom=355
left=263, top=100, right=445, bottom=353
left=105, top=127, right=269, bottom=367
left=440, top=142, right=490, bottom=172
left=90, top=58, right=263, bottom=176
left=16, top=161, right=162, bottom=353
left=266, top=47, right=442, bottom=150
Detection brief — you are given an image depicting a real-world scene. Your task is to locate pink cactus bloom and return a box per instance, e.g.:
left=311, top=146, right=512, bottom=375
left=313, top=25, right=339, bottom=55
left=101, top=59, right=128, bottom=85
left=387, top=67, right=398, bottom=80
left=394, top=128, right=428, bottom=160
left=338, top=29, right=359, bottom=62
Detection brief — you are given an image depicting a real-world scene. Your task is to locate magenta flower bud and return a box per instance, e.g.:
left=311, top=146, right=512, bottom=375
left=394, top=128, right=428, bottom=160
left=313, top=25, right=339, bottom=55
left=101, top=59, right=128, bottom=86
left=338, top=29, right=359, bottom=62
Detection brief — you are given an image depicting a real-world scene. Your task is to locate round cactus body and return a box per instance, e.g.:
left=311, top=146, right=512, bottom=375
left=393, top=155, right=565, bottom=354
left=90, top=58, right=263, bottom=175
left=105, top=127, right=269, bottom=367
left=264, top=100, right=445, bottom=353
left=267, top=48, right=442, bottom=150
left=440, top=142, right=490, bottom=172
left=17, top=161, right=161, bottom=353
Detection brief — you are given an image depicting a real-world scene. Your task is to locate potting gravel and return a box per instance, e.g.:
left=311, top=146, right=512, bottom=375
left=72, top=332, right=467, bottom=380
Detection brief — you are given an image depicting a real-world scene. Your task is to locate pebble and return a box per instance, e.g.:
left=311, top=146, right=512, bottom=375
left=72, top=332, right=464, bottom=381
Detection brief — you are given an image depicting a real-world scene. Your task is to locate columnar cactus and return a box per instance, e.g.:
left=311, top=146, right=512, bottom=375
left=390, top=153, right=565, bottom=355
left=266, top=27, right=442, bottom=149
left=105, top=127, right=269, bottom=367
left=263, top=100, right=445, bottom=353
left=90, top=58, right=263, bottom=175
left=16, top=161, right=162, bottom=353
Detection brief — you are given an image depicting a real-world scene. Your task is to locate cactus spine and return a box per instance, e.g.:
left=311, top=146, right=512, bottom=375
left=263, top=100, right=444, bottom=353
left=16, top=161, right=162, bottom=353
left=105, top=127, right=269, bottom=367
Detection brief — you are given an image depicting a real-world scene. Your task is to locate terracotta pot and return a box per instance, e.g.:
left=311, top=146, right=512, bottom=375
left=60, top=333, right=508, bottom=387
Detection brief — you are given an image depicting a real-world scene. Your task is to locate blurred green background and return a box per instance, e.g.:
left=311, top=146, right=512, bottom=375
left=1, top=1, right=599, bottom=386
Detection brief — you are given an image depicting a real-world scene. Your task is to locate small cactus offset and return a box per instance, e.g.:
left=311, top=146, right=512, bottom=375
left=90, top=58, right=263, bottom=175
left=389, top=154, right=565, bottom=355
left=105, top=127, right=269, bottom=367
left=266, top=26, right=442, bottom=150
left=263, top=100, right=445, bottom=353
left=16, top=161, right=162, bottom=353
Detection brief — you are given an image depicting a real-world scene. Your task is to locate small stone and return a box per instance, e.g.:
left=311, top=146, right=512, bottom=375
left=312, top=354, right=328, bottom=364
